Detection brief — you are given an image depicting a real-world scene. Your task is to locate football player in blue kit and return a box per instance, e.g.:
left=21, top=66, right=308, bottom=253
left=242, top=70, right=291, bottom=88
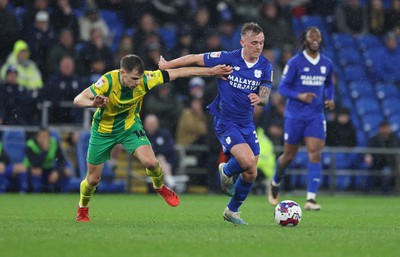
left=268, top=27, right=335, bottom=211
left=159, top=22, right=273, bottom=225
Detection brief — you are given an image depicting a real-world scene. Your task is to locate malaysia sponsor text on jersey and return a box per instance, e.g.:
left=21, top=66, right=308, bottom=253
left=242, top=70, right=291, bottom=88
left=300, top=75, right=326, bottom=86
left=227, top=74, right=260, bottom=90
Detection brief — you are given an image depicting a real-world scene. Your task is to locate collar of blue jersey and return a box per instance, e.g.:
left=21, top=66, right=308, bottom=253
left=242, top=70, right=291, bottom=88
left=302, top=50, right=320, bottom=65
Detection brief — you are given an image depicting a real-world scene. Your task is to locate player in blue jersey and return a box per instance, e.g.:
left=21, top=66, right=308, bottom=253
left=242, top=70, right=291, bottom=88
left=159, top=22, right=273, bottom=225
left=268, top=27, right=335, bottom=211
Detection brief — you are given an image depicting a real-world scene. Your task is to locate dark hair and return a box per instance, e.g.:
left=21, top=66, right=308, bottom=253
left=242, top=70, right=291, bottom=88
left=120, top=54, right=145, bottom=75
left=241, top=22, right=263, bottom=37
left=298, top=26, right=325, bottom=51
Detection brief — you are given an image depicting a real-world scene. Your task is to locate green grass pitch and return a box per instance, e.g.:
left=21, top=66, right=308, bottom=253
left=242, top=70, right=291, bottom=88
left=0, top=193, right=399, bottom=257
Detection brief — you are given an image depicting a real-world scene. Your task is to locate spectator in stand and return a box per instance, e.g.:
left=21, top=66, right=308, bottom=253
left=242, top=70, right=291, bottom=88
left=143, top=83, right=184, bottom=135
left=113, top=34, right=134, bottom=69
left=50, top=0, right=80, bottom=39
left=79, top=4, right=111, bottom=46
left=307, top=0, right=339, bottom=18
left=43, top=56, right=85, bottom=124
left=122, top=0, right=153, bottom=27
left=21, top=0, right=50, bottom=35
left=46, top=29, right=84, bottom=76
left=262, top=48, right=282, bottom=89
left=261, top=93, right=285, bottom=147
left=218, top=19, right=241, bottom=51
left=80, top=28, right=114, bottom=76
left=233, top=0, right=262, bottom=24
left=171, top=26, right=198, bottom=59
left=367, top=0, right=387, bottom=35
left=24, top=10, right=57, bottom=77
left=364, top=121, right=400, bottom=193
left=191, top=7, right=215, bottom=51
left=186, top=76, right=206, bottom=105
left=176, top=97, right=208, bottom=146
left=143, top=114, right=178, bottom=189
left=386, top=0, right=400, bottom=36
left=143, top=41, right=165, bottom=71
left=379, top=32, right=400, bottom=82
left=133, top=13, right=162, bottom=59
left=0, top=65, right=38, bottom=125
left=334, top=0, right=368, bottom=35
left=0, top=40, right=43, bottom=90
left=204, top=29, right=224, bottom=53
left=257, top=0, right=295, bottom=51
left=0, top=0, right=19, bottom=63
left=0, top=139, right=28, bottom=194
left=326, top=107, right=357, bottom=147
left=24, top=127, right=72, bottom=193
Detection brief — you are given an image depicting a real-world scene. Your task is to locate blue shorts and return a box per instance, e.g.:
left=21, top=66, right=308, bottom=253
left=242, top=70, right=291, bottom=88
left=284, top=116, right=326, bottom=145
left=213, top=117, right=260, bottom=156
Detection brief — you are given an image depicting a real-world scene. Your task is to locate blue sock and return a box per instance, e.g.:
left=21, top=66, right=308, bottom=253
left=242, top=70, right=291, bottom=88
left=273, top=157, right=287, bottom=184
left=0, top=174, right=7, bottom=193
left=227, top=176, right=253, bottom=212
left=31, top=175, right=42, bottom=193
left=18, top=173, right=28, bottom=193
left=224, top=157, right=242, bottom=177
left=307, top=162, right=322, bottom=194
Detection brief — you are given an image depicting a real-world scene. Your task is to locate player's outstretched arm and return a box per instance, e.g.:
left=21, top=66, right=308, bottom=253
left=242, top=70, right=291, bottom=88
left=159, top=54, right=205, bottom=69
left=166, top=65, right=232, bottom=81
left=74, top=87, right=109, bottom=108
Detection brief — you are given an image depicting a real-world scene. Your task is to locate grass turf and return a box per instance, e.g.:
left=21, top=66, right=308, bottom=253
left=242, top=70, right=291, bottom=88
left=0, top=193, right=399, bottom=257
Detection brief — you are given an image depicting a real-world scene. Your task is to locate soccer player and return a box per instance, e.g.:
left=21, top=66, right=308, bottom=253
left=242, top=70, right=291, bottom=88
left=159, top=22, right=273, bottom=225
left=74, top=54, right=232, bottom=222
left=268, top=27, right=335, bottom=211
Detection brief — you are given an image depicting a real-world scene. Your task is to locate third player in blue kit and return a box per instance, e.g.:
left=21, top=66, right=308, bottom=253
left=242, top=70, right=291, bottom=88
left=268, top=27, right=335, bottom=211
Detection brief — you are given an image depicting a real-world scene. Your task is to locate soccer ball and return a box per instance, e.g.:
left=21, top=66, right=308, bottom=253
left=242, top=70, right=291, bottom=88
left=274, top=200, right=302, bottom=227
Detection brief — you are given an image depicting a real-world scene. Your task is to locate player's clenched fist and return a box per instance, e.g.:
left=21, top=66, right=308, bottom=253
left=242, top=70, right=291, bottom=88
left=92, top=95, right=109, bottom=108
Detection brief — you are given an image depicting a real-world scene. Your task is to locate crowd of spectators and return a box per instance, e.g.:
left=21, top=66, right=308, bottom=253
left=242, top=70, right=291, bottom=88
left=1, top=0, right=400, bottom=193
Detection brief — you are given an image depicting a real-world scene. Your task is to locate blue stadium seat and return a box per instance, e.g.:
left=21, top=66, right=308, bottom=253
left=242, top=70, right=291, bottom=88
left=388, top=114, right=400, bottom=134
left=349, top=80, right=374, bottom=99
left=73, top=131, right=125, bottom=192
left=362, top=113, right=384, bottom=137
left=1, top=129, right=26, bottom=163
left=332, top=33, right=357, bottom=49
left=357, top=34, right=382, bottom=51
left=337, top=48, right=363, bottom=67
left=158, top=27, right=177, bottom=50
left=100, top=10, right=125, bottom=52
left=381, top=98, right=400, bottom=117
left=50, top=129, right=75, bottom=175
left=343, top=65, right=367, bottom=82
left=376, top=83, right=400, bottom=100
left=354, top=97, right=381, bottom=116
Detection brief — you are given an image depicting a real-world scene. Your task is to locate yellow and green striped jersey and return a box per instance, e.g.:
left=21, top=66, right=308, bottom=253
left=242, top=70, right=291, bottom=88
left=90, top=69, right=165, bottom=134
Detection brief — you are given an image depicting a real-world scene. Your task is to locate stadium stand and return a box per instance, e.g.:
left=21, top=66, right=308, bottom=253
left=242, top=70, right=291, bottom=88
left=1, top=128, right=25, bottom=163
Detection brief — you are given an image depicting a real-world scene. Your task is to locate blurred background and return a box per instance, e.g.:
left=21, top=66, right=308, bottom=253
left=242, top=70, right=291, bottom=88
left=1, top=0, right=400, bottom=196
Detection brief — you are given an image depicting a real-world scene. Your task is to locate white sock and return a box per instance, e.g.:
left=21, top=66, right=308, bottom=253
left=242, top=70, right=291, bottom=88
left=307, top=192, right=316, bottom=201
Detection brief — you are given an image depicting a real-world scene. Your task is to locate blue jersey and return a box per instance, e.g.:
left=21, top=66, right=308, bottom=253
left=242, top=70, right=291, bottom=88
left=204, top=49, right=273, bottom=123
left=279, top=51, right=334, bottom=120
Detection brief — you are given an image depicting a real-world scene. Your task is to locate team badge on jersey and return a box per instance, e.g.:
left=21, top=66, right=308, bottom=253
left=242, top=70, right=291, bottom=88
left=254, top=69, right=262, bottom=78
left=210, top=52, right=221, bottom=58
left=320, top=66, right=326, bottom=74
left=95, top=77, right=106, bottom=88
left=146, top=71, right=155, bottom=81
